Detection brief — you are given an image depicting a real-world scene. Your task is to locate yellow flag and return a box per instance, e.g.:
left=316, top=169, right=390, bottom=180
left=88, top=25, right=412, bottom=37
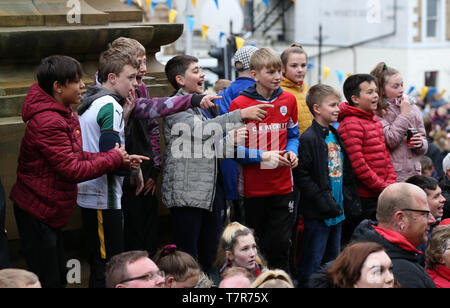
left=136, top=0, right=142, bottom=7
left=235, top=36, right=245, bottom=50
left=202, top=25, right=210, bottom=41
left=439, top=89, right=447, bottom=100
left=347, top=73, right=352, bottom=78
left=169, top=9, right=177, bottom=23
left=323, top=66, right=330, bottom=80
left=146, top=0, right=151, bottom=11
left=421, top=86, right=429, bottom=100
left=240, top=0, right=245, bottom=5
left=192, top=0, right=197, bottom=8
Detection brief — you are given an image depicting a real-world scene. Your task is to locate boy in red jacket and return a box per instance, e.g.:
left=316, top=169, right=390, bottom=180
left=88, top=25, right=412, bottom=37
left=10, top=55, right=145, bottom=288
left=338, top=74, right=396, bottom=229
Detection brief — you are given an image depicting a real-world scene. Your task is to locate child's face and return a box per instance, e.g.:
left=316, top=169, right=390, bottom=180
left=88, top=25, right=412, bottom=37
left=136, top=54, right=147, bottom=86
left=60, top=78, right=85, bottom=106
left=111, top=64, right=138, bottom=99
left=253, top=66, right=282, bottom=94
left=227, top=234, right=257, bottom=271
left=353, top=81, right=379, bottom=113
left=384, top=73, right=404, bottom=99
left=282, top=53, right=307, bottom=85
left=314, top=95, right=340, bottom=124
left=178, top=62, right=205, bottom=94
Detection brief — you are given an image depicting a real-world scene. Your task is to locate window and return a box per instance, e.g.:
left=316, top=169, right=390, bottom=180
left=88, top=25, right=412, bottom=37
left=426, top=0, right=439, bottom=38
left=425, top=71, right=438, bottom=87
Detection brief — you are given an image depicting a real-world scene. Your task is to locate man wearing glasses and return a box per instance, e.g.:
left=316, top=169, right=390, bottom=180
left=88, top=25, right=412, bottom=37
left=352, top=182, right=437, bottom=288
left=105, top=250, right=165, bottom=288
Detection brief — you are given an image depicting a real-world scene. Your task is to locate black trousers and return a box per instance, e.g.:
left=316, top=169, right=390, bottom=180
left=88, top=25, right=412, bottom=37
left=122, top=188, right=159, bottom=258
left=81, top=208, right=124, bottom=288
left=14, top=205, right=66, bottom=288
left=244, top=191, right=295, bottom=273
left=171, top=183, right=226, bottom=272
left=0, top=179, right=10, bottom=269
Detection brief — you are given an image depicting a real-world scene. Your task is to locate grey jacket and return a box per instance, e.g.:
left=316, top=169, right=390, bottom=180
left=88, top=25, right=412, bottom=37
left=161, top=92, right=244, bottom=211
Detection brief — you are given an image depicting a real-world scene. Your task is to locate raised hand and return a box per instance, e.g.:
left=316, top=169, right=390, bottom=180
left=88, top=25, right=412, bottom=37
left=199, top=95, right=222, bottom=110
left=240, top=104, right=274, bottom=122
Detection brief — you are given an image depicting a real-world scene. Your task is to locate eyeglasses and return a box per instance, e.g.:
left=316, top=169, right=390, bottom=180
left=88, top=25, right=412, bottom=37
left=401, top=208, right=431, bottom=217
left=119, top=270, right=165, bottom=284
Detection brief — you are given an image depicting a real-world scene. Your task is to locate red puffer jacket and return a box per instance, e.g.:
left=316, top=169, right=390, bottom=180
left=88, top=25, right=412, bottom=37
left=10, top=83, right=124, bottom=228
left=338, top=103, right=396, bottom=198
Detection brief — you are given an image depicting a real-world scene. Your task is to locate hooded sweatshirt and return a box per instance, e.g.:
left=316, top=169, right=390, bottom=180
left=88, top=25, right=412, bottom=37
left=10, top=83, right=123, bottom=228
left=280, top=77, right=312, bottom=136
left=229, top=85, right=299, bottom=198
left=352, top=219, right=436, bottom=288
left=337, top=103, right=396, bottom=198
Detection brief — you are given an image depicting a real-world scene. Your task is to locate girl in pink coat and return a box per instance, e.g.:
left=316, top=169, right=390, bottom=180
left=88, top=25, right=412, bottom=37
left=371, top=62, right=428, bottom=182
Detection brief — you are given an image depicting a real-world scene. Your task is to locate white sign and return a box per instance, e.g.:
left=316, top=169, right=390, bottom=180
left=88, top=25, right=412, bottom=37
left=295, top=0, right=396, bottom=46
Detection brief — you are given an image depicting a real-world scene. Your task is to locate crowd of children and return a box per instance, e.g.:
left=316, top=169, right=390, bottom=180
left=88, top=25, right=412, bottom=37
left=2, top=36, right=450, bottom=289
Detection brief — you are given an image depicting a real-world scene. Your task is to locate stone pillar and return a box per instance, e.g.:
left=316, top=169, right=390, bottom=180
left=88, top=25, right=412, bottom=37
left=0, top=1, right=183, bottom=239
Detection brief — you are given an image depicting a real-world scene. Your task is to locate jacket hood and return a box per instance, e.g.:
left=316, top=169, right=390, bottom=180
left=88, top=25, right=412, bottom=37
left=352, top=219, right=421, bottom=260
left=240, top=84, right=283, bottom=103
left=22, top=83, right=72, bottom=122
left=338, top=102, right=374, bottom=122
left=77, top=85, right=122, bottom=116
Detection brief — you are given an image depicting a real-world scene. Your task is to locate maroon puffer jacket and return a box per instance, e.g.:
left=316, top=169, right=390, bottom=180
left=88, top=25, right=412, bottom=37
left=10, top=83, right=124, bottom=228
left=338, top=103, right=397, bottom=198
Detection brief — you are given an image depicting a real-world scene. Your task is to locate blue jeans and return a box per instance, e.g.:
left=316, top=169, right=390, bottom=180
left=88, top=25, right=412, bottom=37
left=297, top=219, right=342, bottom=287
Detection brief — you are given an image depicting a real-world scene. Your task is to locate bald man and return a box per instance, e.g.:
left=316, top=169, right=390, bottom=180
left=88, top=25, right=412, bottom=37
left=352, top=183, right=437, bottom=288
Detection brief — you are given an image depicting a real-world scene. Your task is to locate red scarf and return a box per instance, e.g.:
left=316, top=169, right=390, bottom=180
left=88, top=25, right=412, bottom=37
left=372, top=225, right=422, bottom=254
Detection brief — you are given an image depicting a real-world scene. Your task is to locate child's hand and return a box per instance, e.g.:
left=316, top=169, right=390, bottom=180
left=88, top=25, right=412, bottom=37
left=284, top=151, right=298, bottom=168
left=240, top=104, right=274, bottom=121
left=130, top=168, right=144, bottom=196
left=143, top=178, right=157, bottom=196
left=410, top=133, right=424, bottom=149
left=114, top=143, right=130, bottom=165
left=200, top=95, right=222, bottom=110
left=261, top=150, right=291, bottom=169
left=400, top=96, right=411, bottom=116
left=232, top=127, right=248, bottom=145
left=123, top=90, right=136, bottom=124
left=129, top=154, right=150, bottom=170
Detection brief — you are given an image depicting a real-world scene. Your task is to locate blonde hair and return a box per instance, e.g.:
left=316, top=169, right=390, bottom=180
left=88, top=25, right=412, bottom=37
left=250, top=47, right=282, bottom=71
left=110, top=37, right=146, bottom=57
left=0, top=269, right=41, bottom=288
left=214, top=222, right=266, bottom=268
left=370, top=62, right=400, bottom=114
left=250, top=269, right=294, bottom=288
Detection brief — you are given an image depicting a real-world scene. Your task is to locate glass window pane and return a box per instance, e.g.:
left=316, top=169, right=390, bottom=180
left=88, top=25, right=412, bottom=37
left=427, top=20, right=437, bottom=37
left=427, top=0, right=438, bottom=17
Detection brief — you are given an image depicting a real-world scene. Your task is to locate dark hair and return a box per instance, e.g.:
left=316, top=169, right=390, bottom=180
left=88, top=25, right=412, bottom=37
left=97, top=47, right=139, bottom=84
left=36, top=55, right=83, bottom=97
left=105, top=250, right=149, bottom=288
left=327, top=242, right=395, bottom=288
left=165, top=55, right=199, bottom=90
left=405, top=174, right=439, bottom=195
left=306, top=84, right=341, bottom=115
left=343, top=74, right=377, bottom=106
left=153, top=245, right=200, bottom=282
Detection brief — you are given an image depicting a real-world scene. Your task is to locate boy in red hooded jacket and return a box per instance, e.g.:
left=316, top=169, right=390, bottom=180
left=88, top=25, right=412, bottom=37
left=338, top=74, right=396, bottom=238
left=10, top=55, right=147, bottom=288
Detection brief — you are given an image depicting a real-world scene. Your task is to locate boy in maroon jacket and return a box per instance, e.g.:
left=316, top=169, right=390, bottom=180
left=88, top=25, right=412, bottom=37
left=10, top=55, right=146, bottom=288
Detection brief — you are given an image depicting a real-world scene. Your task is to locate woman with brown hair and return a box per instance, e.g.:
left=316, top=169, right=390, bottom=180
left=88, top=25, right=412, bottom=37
left=309, top=242, right=398, bottom=288
left=425, top=225, right=450, bottom=288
